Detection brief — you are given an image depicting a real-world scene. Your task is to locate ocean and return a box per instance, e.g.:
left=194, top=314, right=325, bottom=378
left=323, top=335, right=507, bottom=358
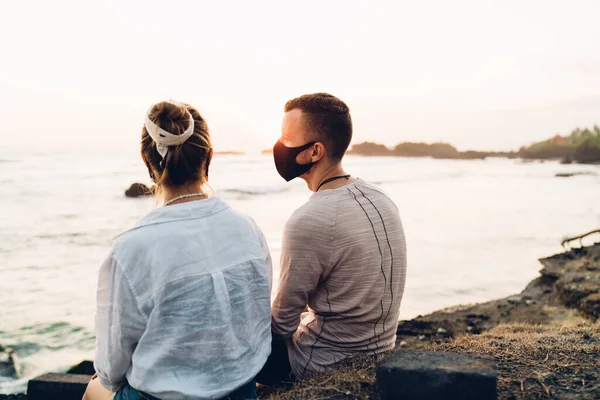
left=1, top=151, right=599, bottom=394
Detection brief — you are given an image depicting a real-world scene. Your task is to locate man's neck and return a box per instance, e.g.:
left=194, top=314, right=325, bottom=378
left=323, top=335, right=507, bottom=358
left=303, top=162, right=352, bottom=192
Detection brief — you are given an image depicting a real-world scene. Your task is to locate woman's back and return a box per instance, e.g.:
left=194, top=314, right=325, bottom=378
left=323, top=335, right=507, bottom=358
left=84, top=100, right=273, bottom=400
left=95, top=196, right=272, bottom=399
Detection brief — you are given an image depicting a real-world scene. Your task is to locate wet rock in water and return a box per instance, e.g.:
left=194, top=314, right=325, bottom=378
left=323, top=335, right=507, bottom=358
left=0, top=394, right=28, bottom=399
left=376, top=350, right=497, bottom=400
left=0, top=345, right=19, bottom=379
left=125, top=183, right=154, bottom=198
left=561, top=156, right=573, bottom=164
left=555, top=172, right=596, bottom=178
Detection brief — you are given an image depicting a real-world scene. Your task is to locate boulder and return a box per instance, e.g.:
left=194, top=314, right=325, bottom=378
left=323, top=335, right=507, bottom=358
left=540, top=243, right=600, bottom=318
left=376, top=350, right=497, bottom=400
left=66, top=360, right=95, bottom=375
left=0, top=345, right=19, bottom=379
left=125, top=183, right=153, bottom=198
left=27, top=373, right=90, bottom=400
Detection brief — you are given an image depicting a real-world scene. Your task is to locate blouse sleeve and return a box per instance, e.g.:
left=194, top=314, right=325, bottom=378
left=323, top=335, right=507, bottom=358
left=93, top=252, right=146, bottom=392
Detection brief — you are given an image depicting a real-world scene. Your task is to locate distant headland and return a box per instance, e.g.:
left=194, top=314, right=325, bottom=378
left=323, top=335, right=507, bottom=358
left=348, top=125, right=600, bottom=164
left=347, top=142, right=514, bottom=160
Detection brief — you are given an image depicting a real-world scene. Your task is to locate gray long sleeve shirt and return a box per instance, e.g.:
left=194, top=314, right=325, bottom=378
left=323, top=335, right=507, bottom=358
left=272, top=180, right=407, bottom=377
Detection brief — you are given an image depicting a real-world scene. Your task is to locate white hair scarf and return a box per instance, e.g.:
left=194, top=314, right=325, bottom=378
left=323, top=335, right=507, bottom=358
left=144, top=101, right=195, bottom=161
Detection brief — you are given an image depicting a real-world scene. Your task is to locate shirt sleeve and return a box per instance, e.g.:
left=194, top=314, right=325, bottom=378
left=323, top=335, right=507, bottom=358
left=93, top=252, right=146, bottom=392
left=271, top=211, right=330, bottom=338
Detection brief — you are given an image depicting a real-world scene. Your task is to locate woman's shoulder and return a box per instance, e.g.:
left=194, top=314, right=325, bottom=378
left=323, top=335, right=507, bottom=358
left=111, top=196, right=262, bottom=258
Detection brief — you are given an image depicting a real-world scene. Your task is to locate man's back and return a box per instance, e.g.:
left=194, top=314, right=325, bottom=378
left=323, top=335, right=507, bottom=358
left=272, top=180, right=407, bottom=377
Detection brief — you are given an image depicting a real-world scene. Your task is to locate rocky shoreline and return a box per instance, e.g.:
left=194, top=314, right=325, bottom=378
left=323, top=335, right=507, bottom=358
left=395, top=241, right=600, bottom=348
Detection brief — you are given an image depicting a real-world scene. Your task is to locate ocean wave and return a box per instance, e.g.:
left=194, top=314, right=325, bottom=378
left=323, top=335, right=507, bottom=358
left=0, top=321, right=95, bottom=392
left=221, top=187, right=291, bottom=196
left=370, top=172, right=467, bottom=186
left=35, top=232, right=85, bottom=240
left=2, top=322, right=94, bottom=354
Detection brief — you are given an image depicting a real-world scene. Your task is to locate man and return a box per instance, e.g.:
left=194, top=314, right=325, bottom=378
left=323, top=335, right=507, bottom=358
left=259, top=93, right=407, bottom=384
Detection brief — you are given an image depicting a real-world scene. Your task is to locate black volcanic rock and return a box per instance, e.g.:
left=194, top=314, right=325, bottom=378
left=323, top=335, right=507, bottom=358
left=125, top=183, right=153, bottom=198
left=377, top=350, right=496, bottom=400
left=0, top=345, right=18, bottom=379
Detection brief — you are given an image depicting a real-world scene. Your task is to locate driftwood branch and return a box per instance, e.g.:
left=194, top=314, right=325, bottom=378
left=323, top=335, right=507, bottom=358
left=561, top=229, right=600, bottom=249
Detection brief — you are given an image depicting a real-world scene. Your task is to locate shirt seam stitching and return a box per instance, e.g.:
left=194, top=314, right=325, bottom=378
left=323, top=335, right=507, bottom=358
left=111, top=253, right=149, bottom=324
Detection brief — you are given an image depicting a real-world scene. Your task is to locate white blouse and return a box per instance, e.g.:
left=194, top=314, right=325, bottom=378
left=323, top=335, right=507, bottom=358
left=94, top=196, right=272, bottom=400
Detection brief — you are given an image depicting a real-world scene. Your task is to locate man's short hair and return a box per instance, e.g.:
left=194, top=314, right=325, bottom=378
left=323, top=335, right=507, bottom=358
left=284, top=93, right=352, bottom=161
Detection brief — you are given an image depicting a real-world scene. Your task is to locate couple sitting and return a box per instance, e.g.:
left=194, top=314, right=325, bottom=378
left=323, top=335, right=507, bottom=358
left=83, top=93, right=407, bottom=400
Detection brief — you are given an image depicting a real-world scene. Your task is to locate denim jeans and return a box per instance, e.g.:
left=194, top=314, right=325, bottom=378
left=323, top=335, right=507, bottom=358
left=113, top=379, right=257, bottom=400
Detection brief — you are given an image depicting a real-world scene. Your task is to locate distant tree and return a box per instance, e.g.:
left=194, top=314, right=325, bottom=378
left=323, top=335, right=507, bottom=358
left=574, top=136, right=600, bottom=163
left=521, top=125, right=600, bottom=162
left=393, top=142, right=458, bottom=158
left=349, top=142, right=392, bottom=156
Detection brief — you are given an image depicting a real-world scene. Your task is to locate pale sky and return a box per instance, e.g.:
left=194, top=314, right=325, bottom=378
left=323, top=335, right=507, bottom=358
left=1, top=0, right=599, bottom=153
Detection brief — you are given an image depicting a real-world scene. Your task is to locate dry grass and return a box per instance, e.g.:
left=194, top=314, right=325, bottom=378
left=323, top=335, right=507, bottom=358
left=426, top=317, right=600, bottom=399
left=262, top=317, right=600, bottom=399
left=260, top=355, right=383, bottom=400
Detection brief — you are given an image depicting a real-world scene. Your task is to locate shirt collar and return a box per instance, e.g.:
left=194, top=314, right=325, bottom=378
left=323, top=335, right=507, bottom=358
left=114, top=195, right=229, bottom=240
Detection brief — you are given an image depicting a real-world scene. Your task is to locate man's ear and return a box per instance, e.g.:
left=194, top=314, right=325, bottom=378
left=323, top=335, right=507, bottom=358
left=311, top=142, right=326, bottom=162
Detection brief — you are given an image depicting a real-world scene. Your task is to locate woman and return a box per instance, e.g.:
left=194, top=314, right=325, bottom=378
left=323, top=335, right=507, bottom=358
left=83, top=101, right=272, bottom=400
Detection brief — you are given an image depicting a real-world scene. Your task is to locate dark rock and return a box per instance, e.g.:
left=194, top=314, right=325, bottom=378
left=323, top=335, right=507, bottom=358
left=466, top=314, right=489, bottom=320
left=561, top=156, right=573, bottom=164
left=507, top=296, right=522, bottom=304
left=396, top=320, right=435, bottom=336
left=580, top=293, right=600, bottom=317
left=66, top=360, right=95, bottom=375
left=0, top=345, right=19, bottom=378
left=541, top=243, right=600, bottom=318
left=27, top=373, right=91, bottom=400
left=555, top=172, right=596, bottom=178
left=125, top=183, right=153, bottom=198
left=376, top=350, right=497, bottom=400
